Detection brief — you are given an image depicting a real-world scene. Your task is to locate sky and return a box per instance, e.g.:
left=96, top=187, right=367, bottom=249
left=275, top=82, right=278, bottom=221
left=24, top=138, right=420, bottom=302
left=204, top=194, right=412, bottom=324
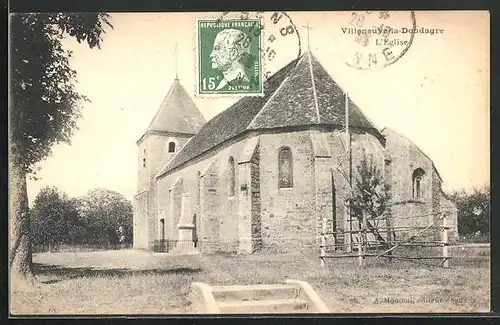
left=25, top=11, right=490, bottom=203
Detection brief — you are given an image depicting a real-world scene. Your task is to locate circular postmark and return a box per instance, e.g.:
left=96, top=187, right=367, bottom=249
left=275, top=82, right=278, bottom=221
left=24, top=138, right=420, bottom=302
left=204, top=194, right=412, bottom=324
left=216, top=11, right=302, bottom=82
left=336, top=11, right=416, bottom=70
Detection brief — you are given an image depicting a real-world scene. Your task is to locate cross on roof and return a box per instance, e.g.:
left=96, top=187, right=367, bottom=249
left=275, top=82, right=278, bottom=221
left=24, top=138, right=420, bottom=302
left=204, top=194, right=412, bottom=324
left=302, top=22, right=313, bottom=50
left=174, top=43, right=178, bottom=79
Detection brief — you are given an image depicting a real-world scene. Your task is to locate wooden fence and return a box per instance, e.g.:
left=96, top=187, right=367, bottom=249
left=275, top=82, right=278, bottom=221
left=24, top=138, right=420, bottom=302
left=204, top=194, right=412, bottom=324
left=320, top=211, right=457, bottom=268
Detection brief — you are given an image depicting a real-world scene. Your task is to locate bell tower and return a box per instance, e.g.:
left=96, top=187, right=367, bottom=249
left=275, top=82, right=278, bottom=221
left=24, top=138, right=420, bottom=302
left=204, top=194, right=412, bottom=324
left=133, top=77, right=206, bottom=250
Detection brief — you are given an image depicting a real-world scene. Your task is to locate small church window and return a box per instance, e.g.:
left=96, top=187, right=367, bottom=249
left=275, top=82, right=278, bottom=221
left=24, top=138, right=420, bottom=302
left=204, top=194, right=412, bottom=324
left=143, top=149, right=146, bottom=167
left=278, top=147, right=293, bottom=188
left=168, top=142, right=176, bottom=153
left=412, top=168, right=425, bottom=198
left=228, top=156, right=236, bottom=196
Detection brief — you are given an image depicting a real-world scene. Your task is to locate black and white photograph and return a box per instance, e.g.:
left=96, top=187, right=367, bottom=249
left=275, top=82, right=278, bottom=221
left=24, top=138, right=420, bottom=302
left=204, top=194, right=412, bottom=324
left=8, top=11, right=490, bottom=315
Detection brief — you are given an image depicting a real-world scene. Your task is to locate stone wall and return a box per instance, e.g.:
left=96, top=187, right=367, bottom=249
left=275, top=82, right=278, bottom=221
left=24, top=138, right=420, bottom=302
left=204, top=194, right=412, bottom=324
left=257, top=130, right=317, bottom=253
left=156, top=135, right=251, bottom=253
left=250, top=143, right=263, bottom=251
left=132, top=191, right=148, bottom=249
left=199, top=161, right=221, bottom=252
left=148, top=126, right=456, bottom=254
left=136, top=133, right=192, bottom=194
left=382, top=128, right=457, bottom=241
left=134, top=132, right=193, bottom=249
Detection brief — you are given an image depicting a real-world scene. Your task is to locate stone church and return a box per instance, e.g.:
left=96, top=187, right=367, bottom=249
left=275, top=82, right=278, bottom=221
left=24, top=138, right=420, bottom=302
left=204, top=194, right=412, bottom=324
left=133, top=51, right=458, bottom=254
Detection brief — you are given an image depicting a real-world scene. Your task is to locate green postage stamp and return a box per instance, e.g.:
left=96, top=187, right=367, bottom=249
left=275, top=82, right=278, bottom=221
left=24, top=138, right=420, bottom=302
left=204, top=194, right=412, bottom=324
left=197, top=19, right=263, bottom=95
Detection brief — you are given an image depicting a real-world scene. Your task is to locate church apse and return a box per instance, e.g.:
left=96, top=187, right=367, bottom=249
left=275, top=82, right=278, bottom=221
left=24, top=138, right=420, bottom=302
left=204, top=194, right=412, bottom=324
left=257, top=131, right=317, bottom=253
left=137, top=51, right=458, bottom=255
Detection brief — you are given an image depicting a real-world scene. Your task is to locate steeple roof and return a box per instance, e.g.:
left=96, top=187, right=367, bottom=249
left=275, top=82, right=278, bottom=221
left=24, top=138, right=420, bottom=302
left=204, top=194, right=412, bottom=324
left=157, top=51, right=380, bottom=177
left=140, top=78, right=206, bottom=140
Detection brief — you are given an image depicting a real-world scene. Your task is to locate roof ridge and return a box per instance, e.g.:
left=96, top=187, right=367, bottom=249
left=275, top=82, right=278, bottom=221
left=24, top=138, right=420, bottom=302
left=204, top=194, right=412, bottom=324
left=247, top=76, right=291, bottom=129
left=247, top=53, right=312, bottom=130
left=308, top=53, right=380, bottom=131
left=158, top=53, right=386, bottom=176
left=307, top=51, right=321, bottom=123
left=158, top=58, right=301, bottom=176
left=246, top=56, right=305, bottom=129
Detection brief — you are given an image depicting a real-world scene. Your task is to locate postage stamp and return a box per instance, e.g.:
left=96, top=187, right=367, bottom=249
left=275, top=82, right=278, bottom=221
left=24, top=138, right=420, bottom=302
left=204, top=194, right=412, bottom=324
left=197, top=19, right=263, bottom=95
left=215, top=11, right=302, bottom=82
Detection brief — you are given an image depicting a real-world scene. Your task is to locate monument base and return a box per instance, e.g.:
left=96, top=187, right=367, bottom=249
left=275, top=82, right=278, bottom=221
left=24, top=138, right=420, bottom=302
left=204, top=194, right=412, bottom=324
left=170, top=223, right=198, bottom=255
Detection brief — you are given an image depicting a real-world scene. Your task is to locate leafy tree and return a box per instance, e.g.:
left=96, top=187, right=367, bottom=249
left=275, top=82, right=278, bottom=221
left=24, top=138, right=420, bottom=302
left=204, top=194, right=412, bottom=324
left=448, top=186, right=490, bottom=236
left=351, top=153, right=391, bottom=224
left=30, top=186, right=79, bottom=247
left=76, top=189, right=133, bottom=247
left=29, top=186, right=133, bottom=249
left=350, top=152, right=392, bottom=246
left=9, top=13, right=112, bottom=283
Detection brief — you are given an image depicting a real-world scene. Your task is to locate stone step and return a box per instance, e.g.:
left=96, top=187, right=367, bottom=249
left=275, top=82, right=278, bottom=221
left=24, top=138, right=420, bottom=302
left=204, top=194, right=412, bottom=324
left=212, top=284, right=298, bottom=300
left=217, top=298, right=308, bottom=314
left=212, top=284, right=296, bottom=293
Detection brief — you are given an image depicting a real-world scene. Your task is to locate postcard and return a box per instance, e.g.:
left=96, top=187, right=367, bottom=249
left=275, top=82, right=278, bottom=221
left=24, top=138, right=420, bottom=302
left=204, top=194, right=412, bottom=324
left=9, top=11, right=490, bottom=315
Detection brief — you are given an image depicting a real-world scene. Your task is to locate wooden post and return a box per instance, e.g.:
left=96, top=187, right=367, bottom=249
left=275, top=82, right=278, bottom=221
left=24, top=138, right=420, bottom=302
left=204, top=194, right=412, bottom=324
left=442, top=212, right=449, bottom=268
left=345, top=91, right=353, bottom=254
left=320, top=217, right=327, bottom=269
left=385, top=212, right=393, bottom=244
left=362, top=211, right=368, bottom=255
left=345, top=200, right=352, bottom=252
left=384, top=213, right=393, bottom=263
left=357, top=231, right=363, bottom=267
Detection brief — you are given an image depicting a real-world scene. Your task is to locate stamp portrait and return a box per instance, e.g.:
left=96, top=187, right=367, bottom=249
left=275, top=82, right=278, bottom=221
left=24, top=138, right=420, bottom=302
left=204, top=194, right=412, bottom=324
left=197, top=19, right=263, bottom=95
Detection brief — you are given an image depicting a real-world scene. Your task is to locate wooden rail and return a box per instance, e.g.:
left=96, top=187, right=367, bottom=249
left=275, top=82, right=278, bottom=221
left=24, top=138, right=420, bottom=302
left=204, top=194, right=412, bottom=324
left=320, top=212, right=452, bottom=268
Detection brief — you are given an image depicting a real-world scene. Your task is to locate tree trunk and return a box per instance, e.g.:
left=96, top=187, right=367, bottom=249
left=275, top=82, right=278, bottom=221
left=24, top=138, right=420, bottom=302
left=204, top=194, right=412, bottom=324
left=9, top=151, right=36, bottom=287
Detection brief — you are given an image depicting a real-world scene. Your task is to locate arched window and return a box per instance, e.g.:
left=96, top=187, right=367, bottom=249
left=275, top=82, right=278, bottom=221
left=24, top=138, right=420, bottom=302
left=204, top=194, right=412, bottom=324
left=168, top=142, right=176, bottom=153
left=278, top=147, right=293, bottom=188
left=228, top=157, right=236, bottom=197
left=412, top=168, right=425, bottom=198
left=142, top=149, right=147, bottom=167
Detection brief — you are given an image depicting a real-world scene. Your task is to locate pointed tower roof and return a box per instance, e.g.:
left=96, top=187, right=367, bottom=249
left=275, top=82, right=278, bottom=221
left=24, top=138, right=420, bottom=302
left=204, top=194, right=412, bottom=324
left=158, top=51, right=381, bottom=176
left=138, top=79, right=206, bottom=142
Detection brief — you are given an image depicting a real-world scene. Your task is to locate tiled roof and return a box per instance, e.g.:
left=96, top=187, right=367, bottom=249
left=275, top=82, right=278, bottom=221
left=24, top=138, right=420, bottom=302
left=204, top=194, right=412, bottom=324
left=158, top=51, right=379, bottom=177
left=142, top=78, right=206, bottom=136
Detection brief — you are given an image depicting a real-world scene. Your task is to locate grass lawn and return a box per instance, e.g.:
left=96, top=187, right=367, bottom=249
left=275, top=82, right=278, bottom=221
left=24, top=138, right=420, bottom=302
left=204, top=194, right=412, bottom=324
left=10, top=245, right=490, bottom=315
